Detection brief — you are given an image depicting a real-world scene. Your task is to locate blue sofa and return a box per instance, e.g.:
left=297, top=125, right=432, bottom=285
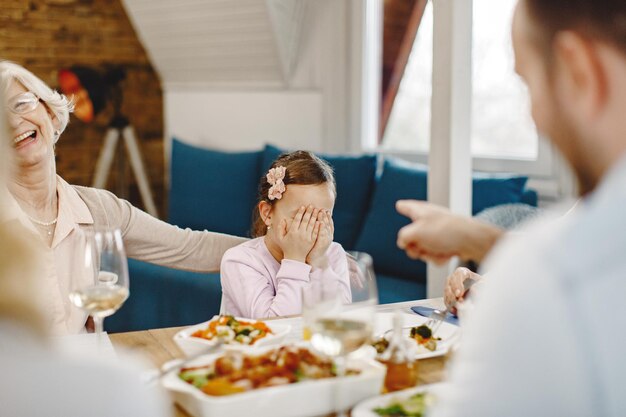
left=106, top=141, right=537, bottom=332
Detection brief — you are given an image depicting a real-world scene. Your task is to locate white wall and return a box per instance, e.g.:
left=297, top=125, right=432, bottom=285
left=164, top=90, right=323, bottom=152
left=159, top=0, right=375, bottom=157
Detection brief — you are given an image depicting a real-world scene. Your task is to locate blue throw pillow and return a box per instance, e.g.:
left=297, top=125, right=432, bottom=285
left=261, top=144, right=377, bottom=249
left=354, top=157, right=529, bottom=281
left=169, top=139, right=261, bottom=237
left=354, top=158, right=428, bottom=282
left=472, top=173, right=529, bottom=214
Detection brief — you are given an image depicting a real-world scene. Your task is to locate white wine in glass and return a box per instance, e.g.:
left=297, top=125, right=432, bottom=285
left=68, top=281, right=129, bottom=318
left=306, top=251, right=378, bottom=415
left=69, top=228, right=129, bottom=338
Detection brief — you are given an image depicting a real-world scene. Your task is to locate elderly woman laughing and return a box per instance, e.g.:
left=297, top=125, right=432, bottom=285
left=0, top=61, right=245, bottom=335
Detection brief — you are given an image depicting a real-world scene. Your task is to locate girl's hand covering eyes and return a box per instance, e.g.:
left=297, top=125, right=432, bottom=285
left=277, top=205, right=320, bottom=263
left=306, top=210, right=334, bottom=268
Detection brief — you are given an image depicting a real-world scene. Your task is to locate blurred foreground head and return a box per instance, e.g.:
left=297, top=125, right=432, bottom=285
left=0, top=84, right=46, bottom=335
left=513, top=0, right=626, bottom=195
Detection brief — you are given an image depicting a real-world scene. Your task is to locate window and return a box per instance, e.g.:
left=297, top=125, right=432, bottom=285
left=382, top=0, right=543, bottom=166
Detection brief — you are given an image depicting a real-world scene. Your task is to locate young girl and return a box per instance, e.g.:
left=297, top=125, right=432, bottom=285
left=220, top=151, right=352, bottom=319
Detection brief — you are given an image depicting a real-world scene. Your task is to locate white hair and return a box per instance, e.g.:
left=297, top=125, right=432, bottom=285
left=0, top=61, right=74, bottom=136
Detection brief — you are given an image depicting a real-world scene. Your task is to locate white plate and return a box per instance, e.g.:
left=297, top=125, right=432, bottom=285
left=351, top=383, right=444, bottom=417
left=162, top=344, right=386, bottom=417
left=174, top=316, right=291, bottom=357
left=374, top=312, right=459, bottom=360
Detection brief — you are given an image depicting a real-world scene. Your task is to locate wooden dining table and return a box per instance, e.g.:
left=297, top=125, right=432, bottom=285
left=110, top=298, right=450, bottom=417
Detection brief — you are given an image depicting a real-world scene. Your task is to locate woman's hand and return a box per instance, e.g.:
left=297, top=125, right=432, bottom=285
left=306, top=210, right=334, bottom=268
left=444, top=267, right=482, bottom=314
left=277, top=205, right=320, bottom=263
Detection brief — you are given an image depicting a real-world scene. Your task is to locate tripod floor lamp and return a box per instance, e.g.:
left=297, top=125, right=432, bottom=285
left=58, top=66, right=158, bottom=218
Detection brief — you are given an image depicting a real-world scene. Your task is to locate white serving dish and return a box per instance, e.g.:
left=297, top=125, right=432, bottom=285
left=174, top=316, right=292, bottom=357
left=351, top=383, right=444, bottom=417
left=162, top=345, right=386, bottom=417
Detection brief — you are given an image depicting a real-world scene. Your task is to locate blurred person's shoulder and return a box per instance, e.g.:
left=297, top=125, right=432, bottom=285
left=0, top=320, right=169, bottom=417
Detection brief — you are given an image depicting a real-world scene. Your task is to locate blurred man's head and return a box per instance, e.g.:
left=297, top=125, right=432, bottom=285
left=513, top=0, right=626, bottom=195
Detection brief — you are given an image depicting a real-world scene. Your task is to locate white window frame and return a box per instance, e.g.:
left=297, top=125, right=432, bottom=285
left=360, top=0, right=561, bottom=183
left=370, top=136, right=554, bottom=177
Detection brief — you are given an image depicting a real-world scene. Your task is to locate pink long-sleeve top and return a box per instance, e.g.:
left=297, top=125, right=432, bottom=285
left=220, top=237, right=351, bottom=319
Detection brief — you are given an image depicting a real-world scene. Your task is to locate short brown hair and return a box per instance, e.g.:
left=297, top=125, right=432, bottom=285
left=525, top=0, right=626, bottom=55
left=251, top=151, right=335, bottom=237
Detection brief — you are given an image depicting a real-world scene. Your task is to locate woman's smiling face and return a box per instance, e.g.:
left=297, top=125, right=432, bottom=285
left=5, top=80, right=58, bottom=168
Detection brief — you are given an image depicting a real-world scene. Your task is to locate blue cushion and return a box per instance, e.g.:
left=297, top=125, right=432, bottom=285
left=376, top=273, right=426, bottom=304
left=106, top=259, right=222, bottom=332
left=261, top=144, right=377, bottom=249
left=354, top=157, right=529, bottom=281
left=520, top=189, right=538, bottom=207
left=169, top=139, right=261, bottom=237
left=472, top=173, right=529, bottom=214
left=354, top=158, right=428, bottom=282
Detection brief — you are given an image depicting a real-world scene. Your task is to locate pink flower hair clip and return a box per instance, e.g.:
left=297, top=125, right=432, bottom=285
left=267, top=166, right=286, bottom=200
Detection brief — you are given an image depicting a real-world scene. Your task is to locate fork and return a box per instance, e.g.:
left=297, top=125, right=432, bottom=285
left=425, top=277, right=476, bottom=335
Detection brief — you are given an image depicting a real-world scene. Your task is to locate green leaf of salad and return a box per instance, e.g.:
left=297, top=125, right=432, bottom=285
left=373, top=392, right=432, bottom=417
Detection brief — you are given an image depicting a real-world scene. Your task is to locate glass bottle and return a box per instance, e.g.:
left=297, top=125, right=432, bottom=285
left=379, top=311, right=419, bottom=392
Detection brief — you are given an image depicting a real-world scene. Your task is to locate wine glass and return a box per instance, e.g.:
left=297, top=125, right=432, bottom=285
left=68, top=228, right=129, bottom=343
left=304, top=251, right=378, bottom=415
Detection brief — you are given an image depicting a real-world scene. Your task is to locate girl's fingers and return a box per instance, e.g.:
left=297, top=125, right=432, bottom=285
left=313, top=221, right=321, bottom=239
left=325, top=212, right=334, bottom=236
left=317, top=210, right=330, bottom=230
left=308, top=207, right=320, bottom=231
left=293, top=206, right=306, bottom=229
left=300, top=205, right=315, bottom=231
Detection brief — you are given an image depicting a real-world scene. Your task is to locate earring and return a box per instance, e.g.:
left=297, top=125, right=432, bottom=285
left=267, top=225, right=272, bottom=231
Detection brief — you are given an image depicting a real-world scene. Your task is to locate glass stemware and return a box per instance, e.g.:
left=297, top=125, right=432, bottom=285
left=68, top=228, right=129, bottom=343
left=304, top=251, right=378, bottom=416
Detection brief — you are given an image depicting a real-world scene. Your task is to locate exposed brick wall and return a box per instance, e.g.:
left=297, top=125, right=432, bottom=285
left=0, top=0, right=165, bottom=216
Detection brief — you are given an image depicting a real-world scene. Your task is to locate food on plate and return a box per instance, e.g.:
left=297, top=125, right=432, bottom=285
left=373, top=392, right=435, bottom=417
left=178, top=346, right=359, bottom=396
left=409, top=325, right=440, bottom=352
left=190, top=315, right=273, bottom=345
left=371, top=325, right=442, bottom=354
left=372, top=337, right=390, bottom=354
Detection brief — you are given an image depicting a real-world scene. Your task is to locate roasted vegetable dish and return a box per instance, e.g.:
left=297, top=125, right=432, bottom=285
left=179, top=346, right=358, bottom=396
left=409, top=325, right=440, bottom=352
left=191, top=315, right=273, bottom=345
left=372, top=324, right=441, bottom=354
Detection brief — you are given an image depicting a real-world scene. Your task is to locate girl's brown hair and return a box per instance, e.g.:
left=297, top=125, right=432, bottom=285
left=251, top=151, right=335, bottom=237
